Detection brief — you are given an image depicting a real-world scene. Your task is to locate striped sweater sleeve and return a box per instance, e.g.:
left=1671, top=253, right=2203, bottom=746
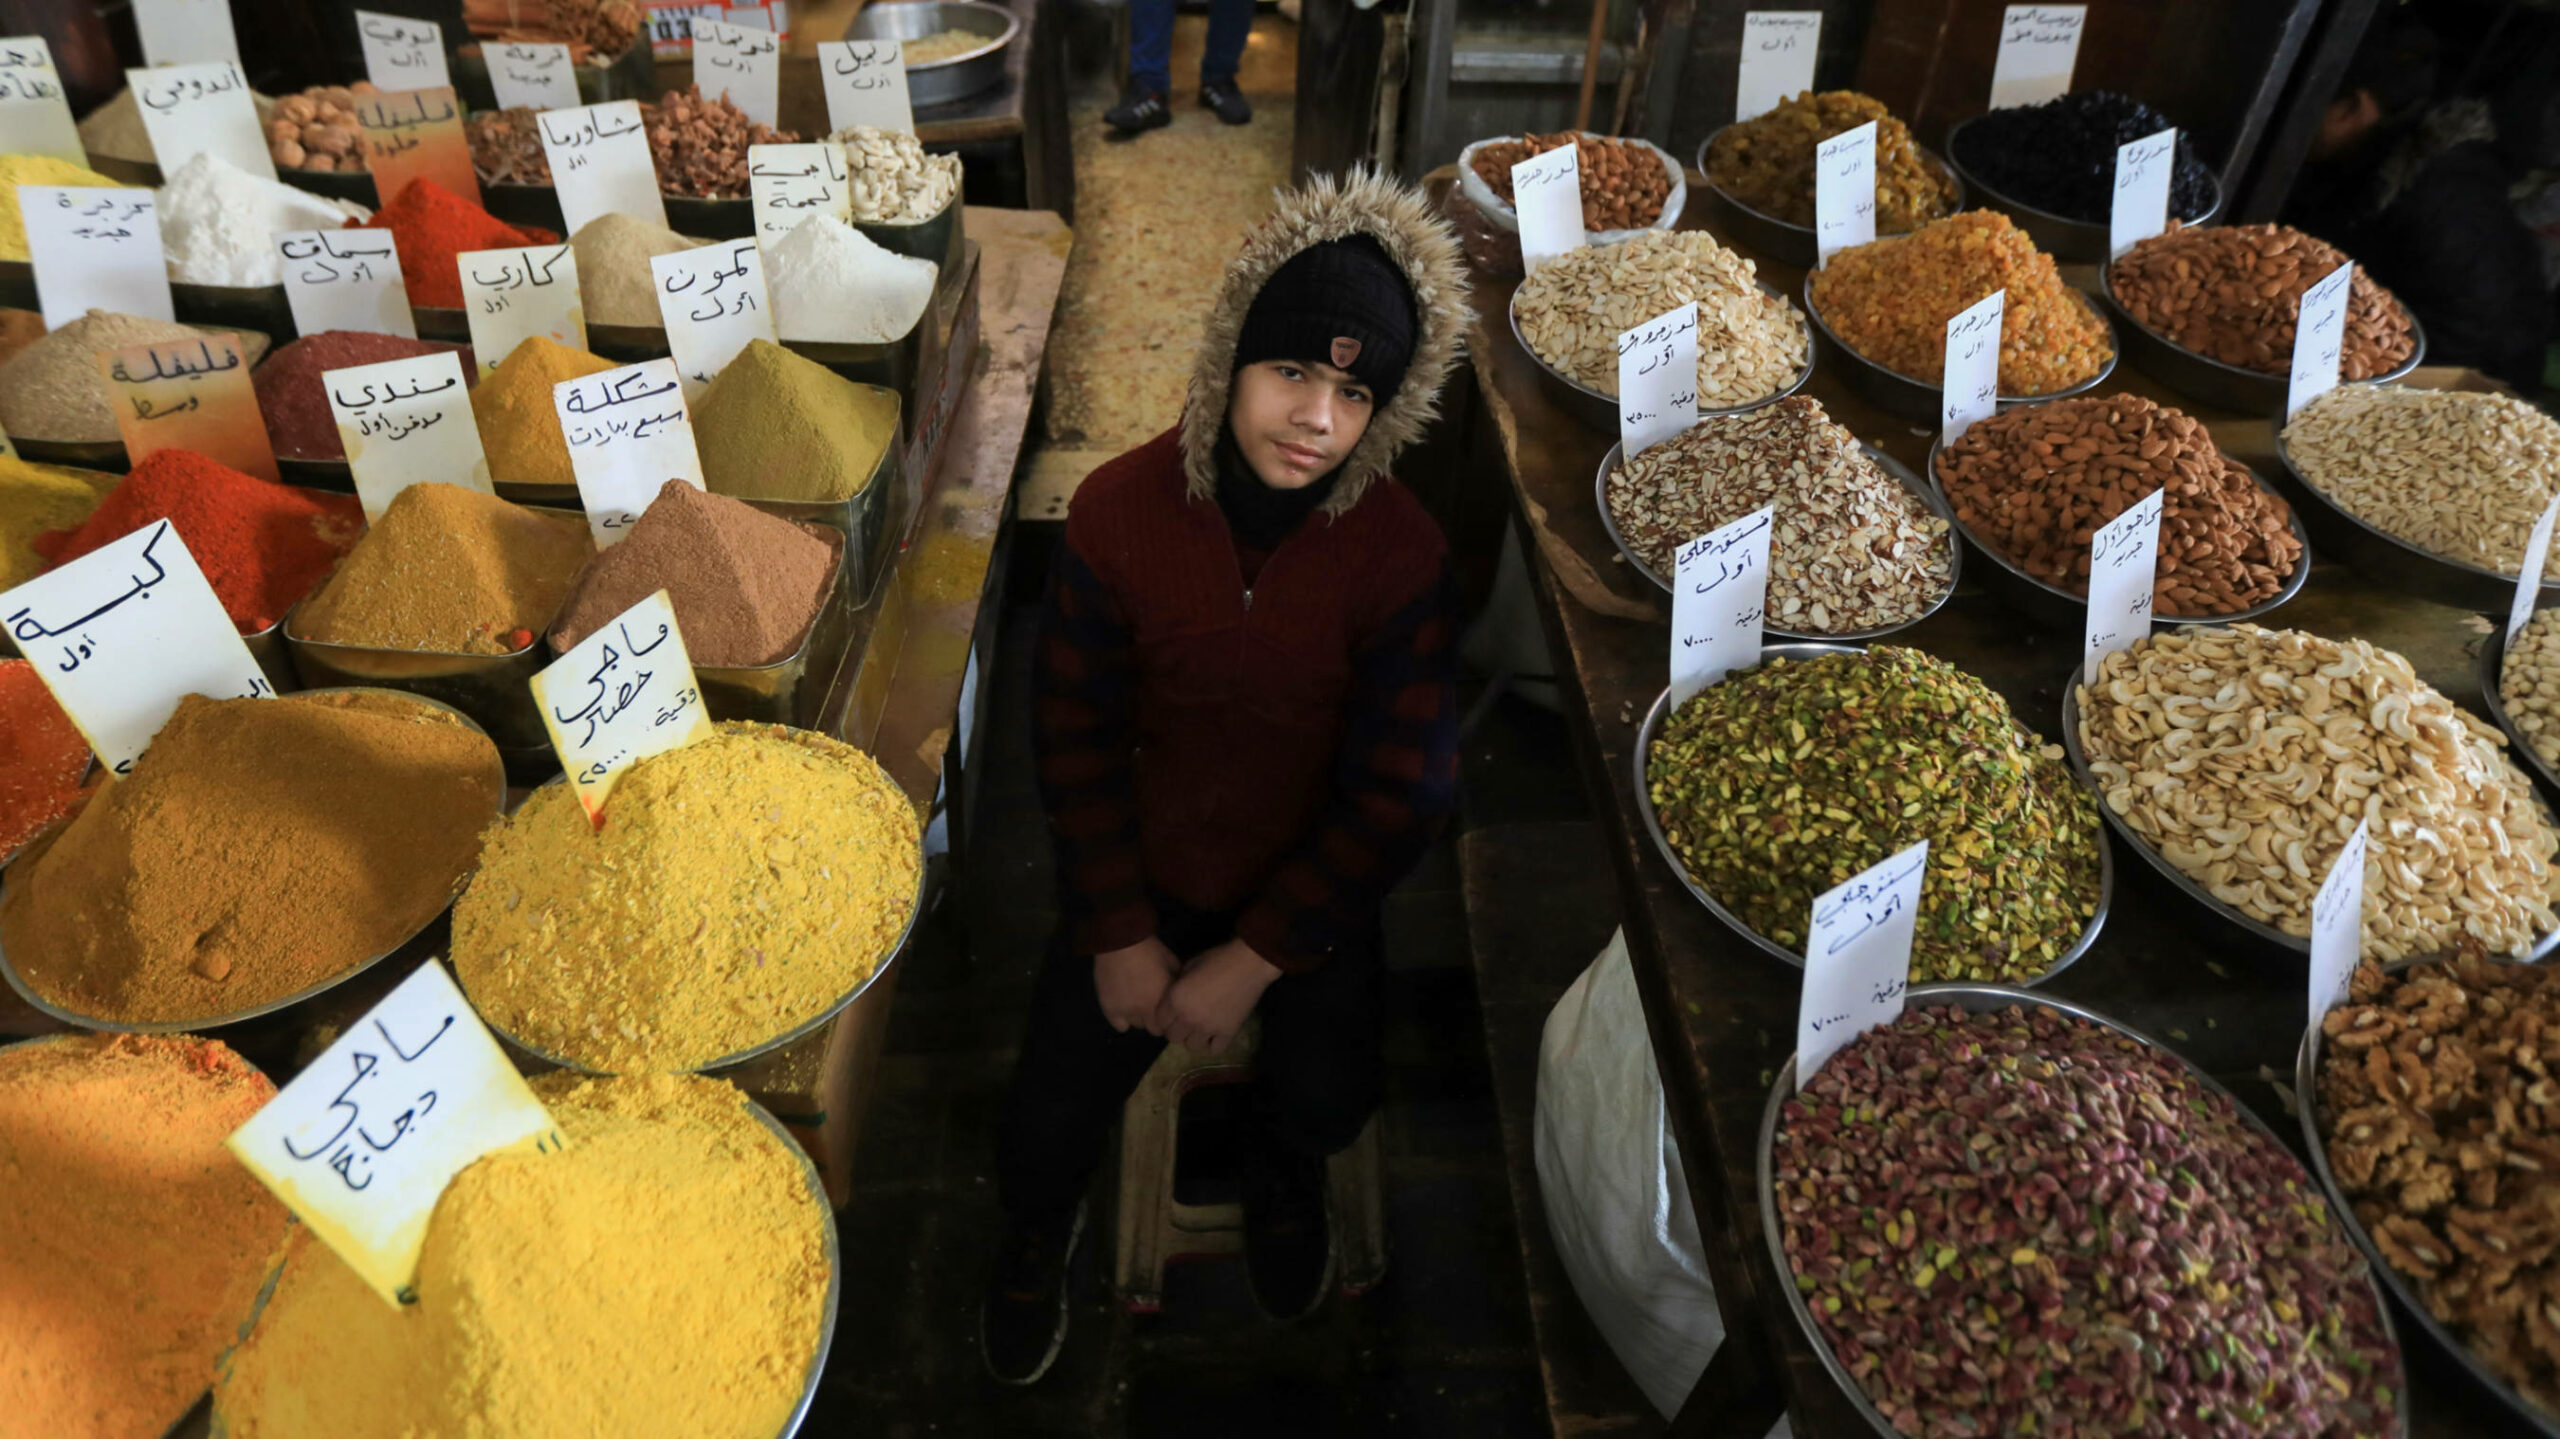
left=1032, top=538, right=1157, bottom=955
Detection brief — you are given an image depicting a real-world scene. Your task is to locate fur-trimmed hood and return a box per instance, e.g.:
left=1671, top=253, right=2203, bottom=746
left=1180, top=169, right=1470, bottom=518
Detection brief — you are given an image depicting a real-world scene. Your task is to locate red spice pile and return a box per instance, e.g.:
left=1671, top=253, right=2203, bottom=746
left=347, top=178, right=558, bottom=309
left=34, top=450, right=365, bottom=633
left=0, top=660, right=90, bottom=862
left=254, top=331, right=477, bottom=460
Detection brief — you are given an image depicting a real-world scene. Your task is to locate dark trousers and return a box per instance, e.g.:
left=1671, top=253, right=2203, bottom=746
left=996, top=897, right=1385, bottom=1230
left=1127, top=0, right=1256, bottom=97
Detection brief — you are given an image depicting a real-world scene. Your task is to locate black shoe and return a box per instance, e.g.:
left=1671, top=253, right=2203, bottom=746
left=1201, top=80, right=1252, bottom=125
left=1241, top=1139, right=1332, bottom=1320
left=981, top=1201, right=1085, bottom=1386
left=1104, top=88, right=1171, bottom=134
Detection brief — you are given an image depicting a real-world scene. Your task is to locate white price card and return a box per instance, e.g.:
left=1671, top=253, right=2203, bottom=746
left=819, top=39, right=915, bottom=135
left=128, top=61, right=274, bottom=182
left=1813, top=120, right=1876, bottom=266
left=324, top=351, right=492, bottom=520
left=0, top=39, right=84, bottom=165
left=2508, top=495, right=2560, bottom=650
left=1738, top=13, right=1821, bottom=123
left=1797, top=839, right=1927, bottom=1090
left=0, top=520, right=273, bottom=776
left=19, top=186, right=171, bottom=330
left=653, top=239, right=775, bottom=399
left=226, top=961, right=564, bottom=1309
left=488, top=41, right=582, bottom=112
left=2308, top=820, right=2371, bottom=1026
left=554, top=359, right=706, bottom=546
left=459, top=243, right=585, bottom=379
left=355, top=11, right=451, bottom=93
left=2110, top=128, right=2176, bottom=261
left=1989, top=4, right=2085, bottom=110
left=1941, top=288, right=2004, bottom=446
left=1670, top=505, right=1772, bottom=705
left=1510, top=144, right=1584, bottom=274
left=278, top=230, right=414, bottom=338
left=538, top=101, right=668, bottom=234
left=1616, top=303, right=1698, bottom=458
left=694, top=19, right=781, bottom=129
left=530, top=589, right=717, bottom=823
left=2287, top=261, right=2354, bottom=421
left=133, top=0, right=240, bottom=67
left=2082, top=487, right=2162, bottom=685
left=747, top=142, right=850, bottom=251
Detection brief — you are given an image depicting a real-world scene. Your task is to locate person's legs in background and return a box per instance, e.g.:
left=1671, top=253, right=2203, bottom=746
left=1197, top=0, right=1257, bottom=125
left=1238, top=914, right=1387, bottom=1318
left=1106, top=0, right=1178, bottom=134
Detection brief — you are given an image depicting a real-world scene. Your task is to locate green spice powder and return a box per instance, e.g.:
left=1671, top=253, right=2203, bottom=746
left=694, top=340, right=897, bottom=502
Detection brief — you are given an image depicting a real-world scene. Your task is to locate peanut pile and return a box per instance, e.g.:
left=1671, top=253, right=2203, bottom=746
left=1809, top=211, right=2112, bottom=395
left=1514, top=229, right=1808, bottom=406
left=267, top=84, right=377, bottom=174
left=2111, top=224, right=2417, bottom=377
left=2503, top=609, right=2560, bottom=775
left=1469, top=132, right=1671, bottom=231
left=648, top=86, right=799, bottom=199
left=1703, top=90, right=1958, bottom=233
left=1934, top=394, right=2301, bottom=616
left=2283, top=385, right=2560, bottom=577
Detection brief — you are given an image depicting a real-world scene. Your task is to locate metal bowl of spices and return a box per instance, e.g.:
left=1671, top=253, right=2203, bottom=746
left=1692, top=125, right=1967, bottom=271
left=2097, top=261, right=2426, bottom=416
left=2478, top=621, right=2560, bottom=807
left=1592, top=437, right=1962, bottom=642
left=1941, top=112, right=2224, bottom=265
left=1631, top=651, right=2112, bottom=984
left=1800, top=274, right=2116, bottom=425
left=1506, top=282, right=1812, bottom=435
left=1760, top=982, right=2412, bottom=1439
left=849, top=0, right=1023, bottom=109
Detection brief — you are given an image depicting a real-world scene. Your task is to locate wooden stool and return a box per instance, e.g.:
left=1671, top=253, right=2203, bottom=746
left=1112, top=1020, right=1388, bottom=1313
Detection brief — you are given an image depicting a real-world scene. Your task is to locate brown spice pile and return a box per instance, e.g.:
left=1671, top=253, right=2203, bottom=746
left=294, top=483, right=593, bottom=655
left=2111, top=224, right=2419, bottom=378
left=648, top=86, right=799, bottom=198
left=1809, top=211, right=2112, bottom=394
left=1704, top=90, right=1959, bottom=233
left=467, top=106, right=553, bottom=186
left=0, top=691, right=502, bottom=1024
left=550, top=481, right=836, bottom=667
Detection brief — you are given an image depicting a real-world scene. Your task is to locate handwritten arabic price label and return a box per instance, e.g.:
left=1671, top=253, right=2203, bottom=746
left=325, top=351, right=492, bottom=519
left=128, top=61, right=273, bottom=183
left=1738, top=13, right=1822, bottom=123
left=1616, top=302, right=1697, bottom=459
left=278, top=229, right=414, bottom=338
left=1798, top=839, right=1926, bottom=1090
left=0, top=520, right=273, bottom=775
left=539, top=100, right=668, bottom=235
left=489, top=41, right=582, bottom=112
left=555, top=358, right=705, bottom=546
left=0, top=39, right=85, bottom=165
left=653, top=239, right=775, bottom=399
left=1670, top=505, right=1772, bottom=705
left=2110, top=129, right=2177, bottom=264
left=226, top=961, right=563, bottom=1309
left=133, top=0, right=240, bottom=67
left=1989, top=4, right=2085, bottom=110
left=98, top=331, right=279, bottom=483
left=357, top=87, right=479, bottom=212
left=530, top=589, right=717, bottom=822
left=747, top=142, right=850, bottom=252
left=356, top=10, right=452, bottom=93
left=2081, top=485, right=2161, bottom=685
left=2507, top=495, right=2560, bottom=651
left=1813, top=120, right=1876, bottom=267
left=21, top=186, right=171, bottom=330
left=694, top=19, right=781, bottom=129
left=1510, top=144, right=1584, bottom=274
left=1941, top=287, right=2004, bottom=446
left=2308, top=820, right=2371, bottom=1027
left=818, top=39, right=915, bottom=136
left=460, top=243, right=585, bottom=378
left=2287, top=261, right=2354, bottom=421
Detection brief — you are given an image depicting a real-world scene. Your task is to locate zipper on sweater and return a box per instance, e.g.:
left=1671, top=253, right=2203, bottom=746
left=1242, top=587, right=1254, bottom=612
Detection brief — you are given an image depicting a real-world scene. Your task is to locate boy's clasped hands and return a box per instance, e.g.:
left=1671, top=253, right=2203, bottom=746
left=1095, top=936, right=1283, bottom=1053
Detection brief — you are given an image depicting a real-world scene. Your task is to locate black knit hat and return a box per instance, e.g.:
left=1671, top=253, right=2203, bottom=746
left=1232, top=233, right=1418, bottom=404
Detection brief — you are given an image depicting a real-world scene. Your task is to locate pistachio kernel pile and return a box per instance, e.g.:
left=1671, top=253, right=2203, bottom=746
left=1646, top=647, right=2102, bottom=981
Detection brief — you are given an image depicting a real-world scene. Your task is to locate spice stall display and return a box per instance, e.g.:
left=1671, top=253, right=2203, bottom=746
left=649, top=86, right=800, bottom=199
left=1701, top=91, right=1959, bottom=234
left=1512, top=229, right=1808, bottom=407
left=0, top=661, right=91, bottom=863
left=1807, top=211, right=2114, bottom=396
left=0, top=155, right=132, bottom=260
left=550, top=482, right=836, bottom=667
left=2109, top=225, right=2420, bottom=382
left=352, top=179, right=560, bottom=311
left=0, top=453, right=113, bottom=588
left=1948, top=91, right=2219, bottom=225
left=158, top=152, right=368, bottom=287
left=572, top=213, right=709, bottom=327
left=256, top=332, right=479, bottom=462
left=697, top=339, right=900, bottom=501
left=292, top=482, right=592, bottom=655
left=472, top=335, right=621, bottom=490
left=0, top=1034, right=291, bottom=1439
left=2280, top=385, right=2560, bottom=581
left=0, top=310, right=223, bottom=446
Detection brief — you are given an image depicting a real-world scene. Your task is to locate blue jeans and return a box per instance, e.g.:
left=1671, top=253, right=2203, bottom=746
left=1128, top=0, right=1255, bottom=97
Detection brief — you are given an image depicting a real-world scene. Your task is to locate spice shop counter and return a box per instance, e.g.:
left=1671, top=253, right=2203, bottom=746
left=1453, top=174, right=2528, bottom=1439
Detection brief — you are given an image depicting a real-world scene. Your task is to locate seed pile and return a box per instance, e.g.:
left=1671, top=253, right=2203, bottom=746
left=1703, top=90, right=1958, bottom=233
left=2282, top=385, right=2560, bottom=576
left=2111, top=225, right=2417, bottom=377
left=1514, top=229, right=1807, bottom=405
left=294, top=482, right=593, bottom=654
left=1775, top=1002, right=2404, bottom=1439
left=2078, top=626, right=2560, bottom=958
left=649, top=86, right=798, bottom=198
left=255, top=331, right=476, bottom=460
left=831, top=126, right=962, bottom=224
left=467, top=106, right=553, bottom=186
left=267, top=83, right=378, bottom=173
left=1647, top=647, right=2102, bottom=981
left=1810, top=211, right=2112, bottom=394
left=1467, top=132, right=1672, bottom=231
left=2317, top=956, right=2560, bottom=1418
left=1934, top=394, right=2302, bottom=615
left=901, top=30, right=992, bottom=64
left=1603, top=397, right=1950, bottom=633
left=1950, top=91, right=2216, bottom=224
left=2502, top=609, right=2560, bottom=774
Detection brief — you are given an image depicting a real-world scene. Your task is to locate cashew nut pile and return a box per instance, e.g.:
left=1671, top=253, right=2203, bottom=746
left=2076, top=625, right=2560, bottom=958
left=827, top=126, right=962, bottom=224
left=2282, top=384, right=2560, bottom=577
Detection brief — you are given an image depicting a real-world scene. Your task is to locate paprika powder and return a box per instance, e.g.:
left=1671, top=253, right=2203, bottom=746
left=0, top=659, right=91, bottom=863
left=349, top=178, right=558, bottom=310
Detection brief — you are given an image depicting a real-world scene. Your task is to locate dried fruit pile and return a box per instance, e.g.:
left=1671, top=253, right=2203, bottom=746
left=1468, top=132, right=1672, bottom=231
left=1703, top=90, right=1958, bottom=233
left=1775, top=1001, right=2405, bottom=1438
left=648, top=86, right=799, bottom=198
left=1950, top=90, right=2217, bottom=225
left=1811, top=211, right=2112, bottom=394
left=2111, top=225, right=2417, bottom=377
left=2283, top=385, right=2560, bottom=577
left=1514, top=229, right=1807, bottom=406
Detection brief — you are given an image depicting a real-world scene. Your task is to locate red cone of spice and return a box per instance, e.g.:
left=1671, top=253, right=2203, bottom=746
left=0, top=659, right=91, bottom=863
left=33, top=450, right=365, bottom=634
left=348, top=178, right=557, bottom=309
left=254, top=331, right=477, bottom=461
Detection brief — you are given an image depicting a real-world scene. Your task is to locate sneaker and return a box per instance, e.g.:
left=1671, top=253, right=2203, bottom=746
left=1240, top=1138, right=1332, bottom=1320
left=981, top=1201, right=1085, bottom=1386
left=1201, top=80, right=1253, bottom=126
left=1104, top=88, right=1171, bottom=135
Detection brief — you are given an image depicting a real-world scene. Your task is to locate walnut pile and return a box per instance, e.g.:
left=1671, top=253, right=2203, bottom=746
left=647, top=86, right=798, bottom=198
left=2318, top=956, right=2560, bottom=1417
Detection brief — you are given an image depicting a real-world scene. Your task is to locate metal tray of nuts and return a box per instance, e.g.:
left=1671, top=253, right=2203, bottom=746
left=2059, top=659, right=2560, bottom=964
left=1692, top=125, right=1967, bottom=271
left=1922, top=437, right=2312, bottom=633
left=1759, top=982, right=2412, bottom=1439
left=1800, top=274, right=2117, bottom=426
left=1942, top=112, right=2225, bottom=264
left=2296, top=960, right=2560, bottom=1439
left=1593, top=437, right=1962, bottom=642
left=2098, top=262, right=2426, bottom=416
left=1631, top=653, right=2111, bottom=982
left=2477, top=621, right=2560, bottom=808
left=1507, top=282, right=1812, bottom=435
